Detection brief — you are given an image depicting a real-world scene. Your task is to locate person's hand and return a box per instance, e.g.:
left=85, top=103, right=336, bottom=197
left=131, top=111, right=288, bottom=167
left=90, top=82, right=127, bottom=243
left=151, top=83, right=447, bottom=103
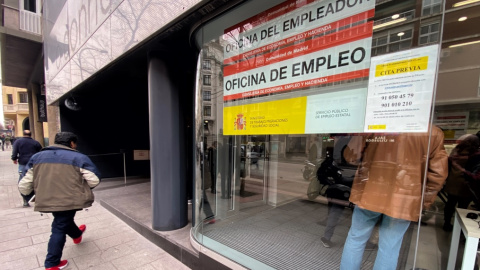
left=13, top=160, right=17, bottom=165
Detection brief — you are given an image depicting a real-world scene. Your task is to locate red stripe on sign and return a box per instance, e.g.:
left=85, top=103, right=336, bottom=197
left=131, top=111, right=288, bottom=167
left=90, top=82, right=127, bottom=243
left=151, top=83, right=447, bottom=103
left=223, top=69, right=369, bottom=101
left=224, top=0, right=316, bottom=35
left=223, top=22, right=373, bottom=77
left=224, top=9, right=375, bottom=65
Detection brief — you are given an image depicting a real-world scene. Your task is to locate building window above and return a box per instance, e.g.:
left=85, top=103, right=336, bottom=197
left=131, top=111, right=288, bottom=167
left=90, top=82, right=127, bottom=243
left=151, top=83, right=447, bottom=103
left=203, top=60, right=211, bottom=70
left=18, top=92, right=28, bottom=103
left=203, top=75, right=211, bottom=86
left=24, top=0, right=36, bottom=12
left=422, top=0, right=442, bottom=16
left=7, top=94, right=13, bottom=105
left=203, top=91, right=211, bottom=101
left=204, top=106, right=211, bottom=117
left=372, top=28, right=413, bottom=56
left=419, top=22, right=440, bottom=45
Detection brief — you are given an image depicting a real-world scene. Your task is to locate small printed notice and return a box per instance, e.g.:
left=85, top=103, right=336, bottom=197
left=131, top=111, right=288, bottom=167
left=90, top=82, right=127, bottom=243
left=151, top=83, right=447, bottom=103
left=305, top=88, right=367, bottom=133
left=364, top=45, right=440, bottom=132
left=434, top=111, right=469, bottom=142
left=133, top=150, right=150, bottom=160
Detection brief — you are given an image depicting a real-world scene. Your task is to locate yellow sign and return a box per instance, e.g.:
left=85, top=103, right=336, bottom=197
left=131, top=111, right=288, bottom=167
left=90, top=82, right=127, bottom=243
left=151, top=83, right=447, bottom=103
left=367, top=124, right=386, bottom=130
left=375, top=56, right=429, bottom=77
left=224, top=97, right=307, bottom=135
left=443, top=129, right=455, bottom=139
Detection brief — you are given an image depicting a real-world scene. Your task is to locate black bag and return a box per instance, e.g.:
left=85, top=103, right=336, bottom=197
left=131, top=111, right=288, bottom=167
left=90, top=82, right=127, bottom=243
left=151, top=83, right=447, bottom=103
left=325, top=184, right=350, bottom=201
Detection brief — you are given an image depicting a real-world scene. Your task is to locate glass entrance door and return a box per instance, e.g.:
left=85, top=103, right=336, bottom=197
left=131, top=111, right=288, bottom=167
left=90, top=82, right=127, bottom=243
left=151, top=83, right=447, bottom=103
left=238, top=135, right=268, bottom=206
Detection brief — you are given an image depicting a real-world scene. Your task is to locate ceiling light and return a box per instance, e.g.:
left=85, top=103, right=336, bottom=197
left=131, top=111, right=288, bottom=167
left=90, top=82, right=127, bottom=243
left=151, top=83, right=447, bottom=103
left=391, top=14, right=400, bottom=19
left=397, top=32, right=405, bottom=36
left=458, top=16, right=468, bottom=21
left=453, top=0, right=480, bottom=7
left=373, top=18, right=407, bottom=30
left=449, top=40, right=480, bottom=48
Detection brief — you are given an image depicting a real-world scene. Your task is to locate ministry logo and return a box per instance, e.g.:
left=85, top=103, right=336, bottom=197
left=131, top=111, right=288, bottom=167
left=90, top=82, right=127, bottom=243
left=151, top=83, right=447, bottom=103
left=234, top=113, right=247, bottom=131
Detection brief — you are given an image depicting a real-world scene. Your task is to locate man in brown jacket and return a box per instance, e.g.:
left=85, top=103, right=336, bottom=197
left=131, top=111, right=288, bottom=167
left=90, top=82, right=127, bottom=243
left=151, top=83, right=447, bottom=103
left=18, top=132, right=101, bottom=270
left=340, top=126, right=448, bottom=270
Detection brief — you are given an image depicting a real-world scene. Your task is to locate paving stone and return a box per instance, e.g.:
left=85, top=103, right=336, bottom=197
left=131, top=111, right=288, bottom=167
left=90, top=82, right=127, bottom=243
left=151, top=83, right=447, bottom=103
left=94, top=230, right=139, bottom=250
left=111, top=248, right=165, bottom=270
left=0, top=236, right=32, bottom=252
left=150, top=254, right=192, bottom=270
left=0, top=150, right=191, bottom=270
left=0, top=254, right=39, bottom=270
left=99, top=242, right=136, bottom=261
left=31, top=231, right=51, bottom=245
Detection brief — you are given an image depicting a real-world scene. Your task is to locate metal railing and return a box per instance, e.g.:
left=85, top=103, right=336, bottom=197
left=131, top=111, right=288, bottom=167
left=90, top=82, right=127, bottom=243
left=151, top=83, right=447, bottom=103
left=376, top=0, right=393, bottom=5
left=20, top=10, right=42, bottom=35
left=373, top=10, right=415, bottom=30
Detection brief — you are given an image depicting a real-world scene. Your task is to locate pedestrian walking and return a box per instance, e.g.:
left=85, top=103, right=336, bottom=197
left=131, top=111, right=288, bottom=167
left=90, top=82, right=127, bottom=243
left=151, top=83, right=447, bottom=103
left=18, top=132, right=101, bottom=270
left=11, top=130, right=42, bottom=206
left=0, top=133, right=5, bottom=151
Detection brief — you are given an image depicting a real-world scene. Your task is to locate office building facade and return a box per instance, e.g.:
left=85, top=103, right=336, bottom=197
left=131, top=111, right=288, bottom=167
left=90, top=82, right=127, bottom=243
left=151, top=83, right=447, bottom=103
left=38, top=0, right=480, bottom=269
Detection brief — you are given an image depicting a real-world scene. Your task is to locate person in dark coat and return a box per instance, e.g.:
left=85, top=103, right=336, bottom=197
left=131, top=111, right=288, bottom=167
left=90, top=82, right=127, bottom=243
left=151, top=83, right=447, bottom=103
left=208, top=141, right=218, bottom=193
left=11, top=130, right=42, bottom=206
left=0, top=133, right=5, bottom=151
left=443, top=134, right=479, bottom=231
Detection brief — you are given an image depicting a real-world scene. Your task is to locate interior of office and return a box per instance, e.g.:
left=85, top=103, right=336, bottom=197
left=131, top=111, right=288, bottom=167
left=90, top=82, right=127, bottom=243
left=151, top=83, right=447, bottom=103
left=191, top=0, right=480, bottom=269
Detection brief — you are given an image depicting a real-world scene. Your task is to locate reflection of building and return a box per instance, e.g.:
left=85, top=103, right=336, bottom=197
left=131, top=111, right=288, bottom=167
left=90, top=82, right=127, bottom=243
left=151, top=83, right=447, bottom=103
left=2, top=86, right=28, bottom=135
left=371, top=0, right=480, bottom=145
left=6, top=0, right=480, bottom=269
left=0, top=0, right=45, bottom=144
left=201, top=41, right=224, bottom=146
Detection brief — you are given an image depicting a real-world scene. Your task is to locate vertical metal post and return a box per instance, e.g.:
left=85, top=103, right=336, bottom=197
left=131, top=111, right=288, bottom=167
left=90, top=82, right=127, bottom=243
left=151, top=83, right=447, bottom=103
left=123, top=152, right=127, bottom=186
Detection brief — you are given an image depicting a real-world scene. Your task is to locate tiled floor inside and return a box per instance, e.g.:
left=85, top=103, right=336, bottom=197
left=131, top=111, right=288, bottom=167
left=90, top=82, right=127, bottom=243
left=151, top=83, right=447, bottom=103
left=202, top=199, right=414, bottom=270
left=96, top=176, right=475, bottom=270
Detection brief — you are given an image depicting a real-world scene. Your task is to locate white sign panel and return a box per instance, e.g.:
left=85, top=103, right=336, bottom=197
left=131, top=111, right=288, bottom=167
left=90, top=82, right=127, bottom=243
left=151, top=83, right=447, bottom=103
left=364, top=44, right=440, bottom=132
left=305, top=88, right=367, bottom=133
left=222, top=0, right=375, bottom=102
left=223, top=0, right=375, bottom=60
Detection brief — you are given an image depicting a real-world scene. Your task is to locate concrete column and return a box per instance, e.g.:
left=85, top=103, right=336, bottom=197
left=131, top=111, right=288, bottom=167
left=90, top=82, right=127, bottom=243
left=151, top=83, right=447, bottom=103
left=148, top=54, right=187, bottom=231
left=28, top=83, right=45, bottom=146
left=47, top=105, right=60, bottom=145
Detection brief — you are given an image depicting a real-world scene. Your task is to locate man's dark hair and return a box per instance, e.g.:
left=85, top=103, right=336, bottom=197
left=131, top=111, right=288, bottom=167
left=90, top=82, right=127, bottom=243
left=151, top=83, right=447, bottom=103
left=23, top=130, right=31, bottom=136
left=54, top=132, right=78, bottom=147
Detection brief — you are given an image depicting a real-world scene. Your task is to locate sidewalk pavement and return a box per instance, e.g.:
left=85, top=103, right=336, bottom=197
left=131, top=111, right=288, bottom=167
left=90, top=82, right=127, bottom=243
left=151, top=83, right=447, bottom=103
left=0, top=149, right=190, bottom=270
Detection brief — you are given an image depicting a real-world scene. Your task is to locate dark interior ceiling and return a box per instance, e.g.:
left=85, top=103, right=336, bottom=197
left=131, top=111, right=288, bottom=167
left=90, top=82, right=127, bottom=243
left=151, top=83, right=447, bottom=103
left=442, top=5, right=480, bottom=45
left=1, top=34, right=42, bottom=88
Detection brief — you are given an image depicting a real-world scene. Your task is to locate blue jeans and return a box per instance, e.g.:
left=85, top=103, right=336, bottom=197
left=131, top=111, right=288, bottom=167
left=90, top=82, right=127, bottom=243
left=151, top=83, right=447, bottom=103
left=45, top=210, right=82, bottom=268
left=18, top=164, right=26, bottom=181
left=323, top=203, right=345, bottom=241
left=340, top=207, right=411, bottom=270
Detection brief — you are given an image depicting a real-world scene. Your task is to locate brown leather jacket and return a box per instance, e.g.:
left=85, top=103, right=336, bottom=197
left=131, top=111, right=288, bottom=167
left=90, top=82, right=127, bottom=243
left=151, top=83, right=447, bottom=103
left=344, top=126, right=448, bottom=221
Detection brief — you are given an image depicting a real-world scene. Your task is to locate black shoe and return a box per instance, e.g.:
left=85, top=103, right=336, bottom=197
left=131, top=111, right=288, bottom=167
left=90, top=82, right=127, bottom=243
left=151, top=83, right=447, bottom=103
left=23, top=199, right=30, bottom=207
left=443, top=223, right=453, bottom=232
left=320, top=237, right=332, bottom=248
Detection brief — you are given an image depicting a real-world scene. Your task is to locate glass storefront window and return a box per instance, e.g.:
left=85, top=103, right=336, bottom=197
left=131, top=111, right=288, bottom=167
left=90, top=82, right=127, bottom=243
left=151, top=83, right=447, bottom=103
left=193, top=0, right=480, bottom=269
